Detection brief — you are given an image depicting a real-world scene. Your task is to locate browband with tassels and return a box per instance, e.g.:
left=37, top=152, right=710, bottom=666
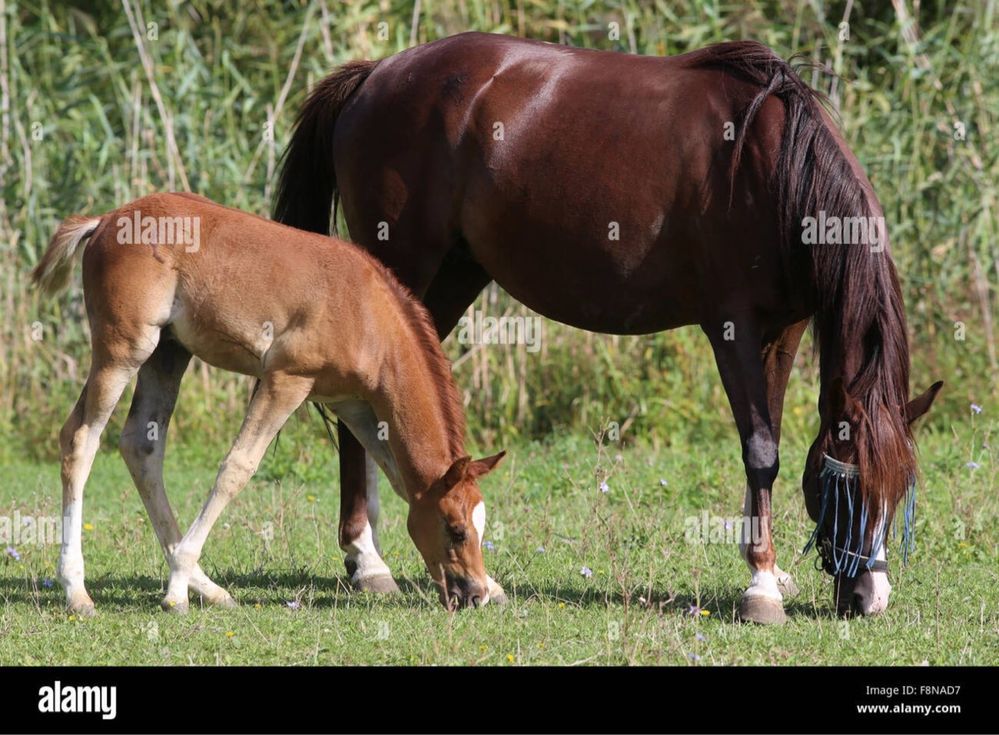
left=802, top=453, right=916, bottom=577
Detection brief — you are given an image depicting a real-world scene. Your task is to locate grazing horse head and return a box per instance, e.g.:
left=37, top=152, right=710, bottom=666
left=408, top=452, right=505, bottom=610
left=802, top=377, right=942, bottom=616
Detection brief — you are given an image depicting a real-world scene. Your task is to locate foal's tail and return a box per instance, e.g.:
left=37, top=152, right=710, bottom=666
left=273, top=59, right=379, bottom=234
left=32, top=215, right=103, bottom=297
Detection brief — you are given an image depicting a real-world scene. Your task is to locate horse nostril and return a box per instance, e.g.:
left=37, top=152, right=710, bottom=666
left=851, top=592, right=865, bottom=617
left=470, top=595, right=482, bottom=609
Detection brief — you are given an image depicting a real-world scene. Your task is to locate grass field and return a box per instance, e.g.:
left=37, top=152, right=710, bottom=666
left=1, top=420, right=995, bottom=666
left=0, top=0, right=996, bottom=667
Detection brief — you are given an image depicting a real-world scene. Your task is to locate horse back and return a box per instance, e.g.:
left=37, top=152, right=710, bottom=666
left=335, top=33, right=798, bottom=334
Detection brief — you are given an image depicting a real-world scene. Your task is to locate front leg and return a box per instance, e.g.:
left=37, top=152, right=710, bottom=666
left=739, top=486, right=799, bottom=599
left=162, top=373, right=312, bottom=612
left=336, top=420, right=399, bottom=593
left=704, top=320, right=787, bottom=624
left=756, top=319, right=809, bottom=600
left=738, top=482, right=786, bottom=624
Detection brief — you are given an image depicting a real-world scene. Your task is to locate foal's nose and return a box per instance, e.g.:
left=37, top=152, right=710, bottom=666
left=443, top=574, right=489, bottom=610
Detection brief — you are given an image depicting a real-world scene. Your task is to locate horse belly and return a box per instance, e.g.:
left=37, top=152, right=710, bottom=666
left=167, top=301, right=269, bottom=378
left=469, top=225, right=700, bottom=334
left=459, top=151, right=706, bottom=334
left=451, top=59, right=730, bottom=333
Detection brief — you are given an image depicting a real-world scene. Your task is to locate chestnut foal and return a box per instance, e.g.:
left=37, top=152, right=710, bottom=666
left=33, top=192, right=505, bottom=614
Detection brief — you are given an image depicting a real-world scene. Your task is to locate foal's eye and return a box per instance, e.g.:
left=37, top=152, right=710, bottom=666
left=447, top=526, right=468, bottom=545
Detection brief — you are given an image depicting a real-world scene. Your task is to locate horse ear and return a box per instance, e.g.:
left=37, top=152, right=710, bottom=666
left=905, top=381, right=943, bottom=426
left=467, top=451, right=506, bottom=479
left=440, top=456, right=472, bottom=491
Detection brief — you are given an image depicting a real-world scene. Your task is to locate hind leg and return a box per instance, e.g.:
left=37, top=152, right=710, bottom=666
left=162, top=372, right=313, bottom=612
left=58, top=353, right=145, bottom=615
left=119, top=338, right=234, bottom=608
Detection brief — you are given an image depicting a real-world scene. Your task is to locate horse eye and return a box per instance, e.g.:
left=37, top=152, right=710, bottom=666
left=448, top=526, right=468, bottom=544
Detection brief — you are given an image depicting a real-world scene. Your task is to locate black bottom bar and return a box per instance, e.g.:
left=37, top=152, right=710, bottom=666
left=2, top=665, right=987, bottom=733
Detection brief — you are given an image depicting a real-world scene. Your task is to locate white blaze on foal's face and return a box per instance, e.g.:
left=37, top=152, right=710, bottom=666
left=472, top=500, right=486, bottom=545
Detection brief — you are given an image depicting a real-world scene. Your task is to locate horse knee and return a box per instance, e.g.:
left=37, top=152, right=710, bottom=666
left=59, top=421, right=80, bottom=458
left=744, top=431, right=779, bottom=488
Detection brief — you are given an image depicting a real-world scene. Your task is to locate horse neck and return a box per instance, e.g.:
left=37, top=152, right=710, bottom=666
left=365, top=295, right=466, bottom=498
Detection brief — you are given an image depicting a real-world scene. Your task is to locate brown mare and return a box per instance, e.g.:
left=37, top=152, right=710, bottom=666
left=33, top=192, right=505, bottom=615
left=276, top=33, right=942, bottom=622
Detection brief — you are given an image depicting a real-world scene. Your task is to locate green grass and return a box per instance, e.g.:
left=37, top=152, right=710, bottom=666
left=1, top=421, right=995, bottom=666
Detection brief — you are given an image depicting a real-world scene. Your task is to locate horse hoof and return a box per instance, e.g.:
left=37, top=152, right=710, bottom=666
left=204, top=592, right=238, bottom=609
left=354, top=574, right=400, bottom=594
left=776, top=572, right=799, bottom=598
left=161, top=598, right=189, bottom=614
left=739, top=595, right=787, bottom=625
left=67, top=600, right=96, bottom=618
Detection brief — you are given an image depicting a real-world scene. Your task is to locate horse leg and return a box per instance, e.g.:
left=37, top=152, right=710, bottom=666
left=161, top=372, right=312, bottom=612
left=338, top=424, right=399, bottom=593
left=333, top=247, right=436, bottom=594
left=119, top=339, right=234, bottom=607
left=704, top=318, right=786, bottom=624
left=333, top=201, right=451, bottom=594
left=58, top=325, right=160, bottom=614
left=752, top=318, right=809, bottom=599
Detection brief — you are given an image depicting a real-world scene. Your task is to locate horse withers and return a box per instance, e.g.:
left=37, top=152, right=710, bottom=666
left=33, top=192, right=505, bottom=614
left=276, top=32, right=942, bottom=622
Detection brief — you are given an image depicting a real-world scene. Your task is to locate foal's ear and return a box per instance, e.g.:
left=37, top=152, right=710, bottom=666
left=438, top=452, right=506, bottom=495
left=905, top=381, right=944, bottom=426
left=467, top=451, right=506, bottom=479
left=441, top=456, right=472, bottom=490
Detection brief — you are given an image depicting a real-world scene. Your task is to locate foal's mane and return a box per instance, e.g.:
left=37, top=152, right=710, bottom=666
left=688, top=41, right=916, bottom=527
left=365, top=257, right=468, bottom=461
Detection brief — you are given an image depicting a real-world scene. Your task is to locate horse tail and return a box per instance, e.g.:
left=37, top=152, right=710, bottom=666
left=273, top=59, right=379, bottom=234
left=32, top=215, right=104, bottom=297
left=691, top=41, right=915, bottom=526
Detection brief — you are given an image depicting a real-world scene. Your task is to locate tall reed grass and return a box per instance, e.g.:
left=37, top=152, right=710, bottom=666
left=1, top=0, right=995, bottom=461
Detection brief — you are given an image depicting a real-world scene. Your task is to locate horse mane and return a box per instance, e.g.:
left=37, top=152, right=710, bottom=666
left=688, top=41, right=916, bottom=531
left=363, top=254, right=468, bottom=461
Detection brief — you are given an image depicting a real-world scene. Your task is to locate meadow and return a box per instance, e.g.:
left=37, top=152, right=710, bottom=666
left=0, top=0, right=997, bottom=664
left=1, top=425, right=996, bottom=666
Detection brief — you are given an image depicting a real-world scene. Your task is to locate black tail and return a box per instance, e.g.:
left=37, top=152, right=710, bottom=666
left=273, top=59, right=379, bottom=234
left=691, top=41, right=915, bottom=527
